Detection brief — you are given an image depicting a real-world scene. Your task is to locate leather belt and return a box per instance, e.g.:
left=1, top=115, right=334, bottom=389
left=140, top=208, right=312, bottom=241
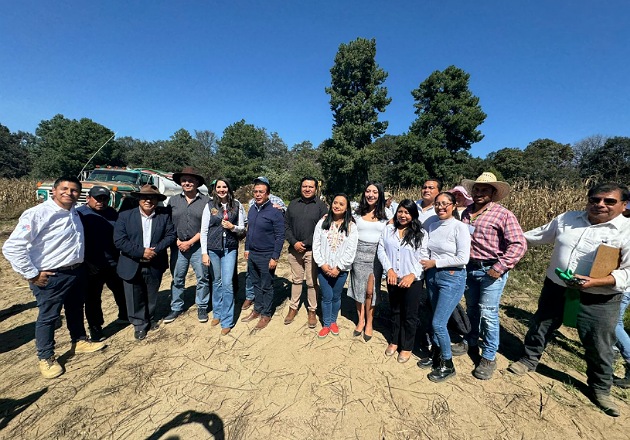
left=468, top=259, right=498, bottom=269
left=54, top=263, right=82, bottom=272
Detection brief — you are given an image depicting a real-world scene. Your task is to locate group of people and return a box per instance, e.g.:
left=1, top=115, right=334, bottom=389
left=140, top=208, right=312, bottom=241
left=3, top=167, right=630, bottom=418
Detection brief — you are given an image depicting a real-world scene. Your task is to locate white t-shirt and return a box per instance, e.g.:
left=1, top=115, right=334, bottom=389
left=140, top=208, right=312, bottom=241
left=353, top=215, right=387, bottom=243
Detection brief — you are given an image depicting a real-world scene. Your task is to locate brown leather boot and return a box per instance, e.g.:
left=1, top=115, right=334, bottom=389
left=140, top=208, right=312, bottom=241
left=307, top=310, right=317, bottom=328
left=241, top=310, right=260, bottom=323
left=254, top=315, right=271, bottom=330
left=284, top=307, right=298, bottom=325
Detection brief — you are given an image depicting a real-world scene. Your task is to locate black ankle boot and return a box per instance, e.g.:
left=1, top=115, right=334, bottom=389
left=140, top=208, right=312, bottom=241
left=613, top=362, right=630, bottom=389
left=428, top=358, right=456, bottom=383
left=417, top=346, right=441, bottom=369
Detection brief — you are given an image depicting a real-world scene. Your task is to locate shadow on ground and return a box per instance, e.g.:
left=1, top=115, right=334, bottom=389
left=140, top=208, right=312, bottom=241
left=0, top=388, right=48, bottom=431
left=0, top=321, right=36, bottom=354
left=145, top=410, right=225, bottom=440
left=0, top=301, right=36, bottom=323
left=0, top=301, right=38, bottom=353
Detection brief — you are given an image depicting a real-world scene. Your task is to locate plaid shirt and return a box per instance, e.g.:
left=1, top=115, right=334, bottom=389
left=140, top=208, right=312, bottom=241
left=461, top=202, right=527, bottom=275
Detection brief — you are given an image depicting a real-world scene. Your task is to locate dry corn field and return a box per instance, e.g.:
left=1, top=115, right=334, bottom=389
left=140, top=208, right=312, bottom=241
left=392, top=180, right=588, bottom=232
left=0, top=178, right=38, bottom=221
left=0, top=178, right=589, bottom=227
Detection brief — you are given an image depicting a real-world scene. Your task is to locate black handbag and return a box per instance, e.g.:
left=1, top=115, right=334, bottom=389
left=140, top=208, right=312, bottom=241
left=447, top=303, right=471, bottom=335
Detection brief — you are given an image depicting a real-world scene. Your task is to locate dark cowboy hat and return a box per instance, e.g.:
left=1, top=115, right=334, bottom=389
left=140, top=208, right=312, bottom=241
left=131, top=184, right=167, bottom=201
left=172, top=167, right=205, bottom=187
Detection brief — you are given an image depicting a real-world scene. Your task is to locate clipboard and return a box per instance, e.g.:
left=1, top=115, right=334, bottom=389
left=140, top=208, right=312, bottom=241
left=589, top=244, right=621, bottom=278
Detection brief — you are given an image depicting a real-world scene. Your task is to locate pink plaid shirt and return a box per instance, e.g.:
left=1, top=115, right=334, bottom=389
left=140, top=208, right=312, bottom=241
left=461, top=202, right=527, bottom=275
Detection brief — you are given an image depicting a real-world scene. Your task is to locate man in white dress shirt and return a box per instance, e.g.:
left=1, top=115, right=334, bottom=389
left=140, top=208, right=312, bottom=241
left=2, top=176, right=105, bottom=379
left=415, top=178, right=441, bottom=230
left=507, top=182, right=630, bottom=417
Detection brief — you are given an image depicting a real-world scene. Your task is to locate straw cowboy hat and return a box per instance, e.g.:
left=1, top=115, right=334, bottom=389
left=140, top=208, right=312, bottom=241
left=172, top=167, right=206, bottom=187
left=131, top=184, right=167, bottom=201
left=461, top=172, right=511, bottom=202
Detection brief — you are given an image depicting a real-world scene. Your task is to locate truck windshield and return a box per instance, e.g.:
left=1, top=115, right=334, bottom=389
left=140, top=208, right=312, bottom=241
left=87, top=170, right=140, bottom=184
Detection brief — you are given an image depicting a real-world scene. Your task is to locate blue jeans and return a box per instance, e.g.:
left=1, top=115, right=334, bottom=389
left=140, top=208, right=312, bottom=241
left=615, top=292, right=630, bottom=362
left=170, top=242, right=210, bottom=311
left=465, top=265, right=508, bottom=361
left=31, top=265, right=87, bottom=359
left=209, top=249, right=237, bottom=328
left=427, top=267, right=467, bottom=360
left=318, top=270, right=348, bottom=327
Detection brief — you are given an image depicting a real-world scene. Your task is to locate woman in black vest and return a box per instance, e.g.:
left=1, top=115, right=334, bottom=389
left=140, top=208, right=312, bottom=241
left=201, top=178, right=246, bottom=335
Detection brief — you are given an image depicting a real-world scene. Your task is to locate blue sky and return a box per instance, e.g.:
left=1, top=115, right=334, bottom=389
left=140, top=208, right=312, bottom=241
left=1, top=1, right=628, bottom=158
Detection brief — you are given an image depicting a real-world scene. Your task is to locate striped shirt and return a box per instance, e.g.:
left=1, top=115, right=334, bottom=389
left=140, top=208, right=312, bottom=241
left=461, top=202, right=527, bottom=275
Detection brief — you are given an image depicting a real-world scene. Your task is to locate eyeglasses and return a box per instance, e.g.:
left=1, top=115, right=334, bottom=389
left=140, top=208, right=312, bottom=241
left=588, top=197, right=620, bottom=206
left=434, top=202, right=454, bottom=208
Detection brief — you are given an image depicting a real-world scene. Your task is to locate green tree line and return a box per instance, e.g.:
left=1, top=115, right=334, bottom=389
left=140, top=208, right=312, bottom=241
left=1, top=37, right=628, bottom=200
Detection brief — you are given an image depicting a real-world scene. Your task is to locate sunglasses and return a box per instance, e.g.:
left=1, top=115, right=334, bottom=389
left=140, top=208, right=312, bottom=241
left=588, top=197, right=619, bottom=206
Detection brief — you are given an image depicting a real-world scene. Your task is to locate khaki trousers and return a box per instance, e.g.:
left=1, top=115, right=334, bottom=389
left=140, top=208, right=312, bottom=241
left=287, top=247, right=318, bottom=311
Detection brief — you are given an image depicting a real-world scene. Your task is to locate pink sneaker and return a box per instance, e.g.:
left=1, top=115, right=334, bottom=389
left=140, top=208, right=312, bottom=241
left=318, top=327, right=330, bottom=339
left=330, top=322, right=339, bottom=336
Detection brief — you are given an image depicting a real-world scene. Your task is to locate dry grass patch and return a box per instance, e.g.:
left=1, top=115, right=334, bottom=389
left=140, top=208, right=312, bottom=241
left=0, top=178, right=38, bottom=220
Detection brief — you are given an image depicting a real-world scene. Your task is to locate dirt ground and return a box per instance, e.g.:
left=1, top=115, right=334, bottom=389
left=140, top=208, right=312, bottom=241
left=1, top=222, right=629, bottom=439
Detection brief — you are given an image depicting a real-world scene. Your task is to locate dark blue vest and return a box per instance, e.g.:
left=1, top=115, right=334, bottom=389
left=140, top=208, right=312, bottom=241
left=206, top=202, right=241, bottom=251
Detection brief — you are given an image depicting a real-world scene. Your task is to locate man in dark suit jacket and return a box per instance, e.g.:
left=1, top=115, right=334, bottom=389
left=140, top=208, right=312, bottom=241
left=114, top=185, right=176, bottom=340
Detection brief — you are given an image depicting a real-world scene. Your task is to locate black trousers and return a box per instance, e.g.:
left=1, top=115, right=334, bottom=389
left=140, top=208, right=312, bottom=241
left=520, top=277, right=621, bottom=393
left=414, top=280, right=433, bottom=349
left=249, top=251, right=275, bottom=317
left=123, top=266, right=163, bottom=332
left=389, top=280, right=423, bottom=351
left=31, top=265, right=87, bottom=359
left=85, top=264, right=127, bottom=327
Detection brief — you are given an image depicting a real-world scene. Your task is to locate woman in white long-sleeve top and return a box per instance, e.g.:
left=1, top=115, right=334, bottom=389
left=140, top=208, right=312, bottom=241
left=420, top=191, right=471, bottom=382
left=200, top=178, right=246, bottom=335
left=313, top=194, right=359, bottom=339
left=377, top=199, right=429, bottom=363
